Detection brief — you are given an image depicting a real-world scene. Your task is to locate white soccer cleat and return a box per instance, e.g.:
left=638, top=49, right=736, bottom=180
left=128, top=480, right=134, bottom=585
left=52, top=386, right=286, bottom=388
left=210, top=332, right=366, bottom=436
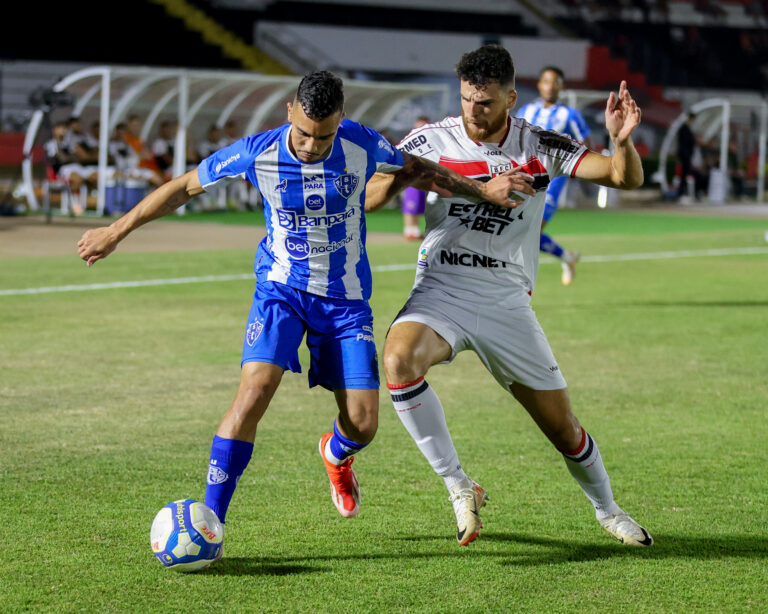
left=599, top=509, right=653, bottom=546
left=561, top=250, right=580, bottom=286
left=449, top=479, right=489, bottom=546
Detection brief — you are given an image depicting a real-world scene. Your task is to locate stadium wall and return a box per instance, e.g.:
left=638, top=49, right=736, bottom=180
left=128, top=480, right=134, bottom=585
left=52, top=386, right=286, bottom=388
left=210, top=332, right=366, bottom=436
left=254, top=22, right=590, bottom=80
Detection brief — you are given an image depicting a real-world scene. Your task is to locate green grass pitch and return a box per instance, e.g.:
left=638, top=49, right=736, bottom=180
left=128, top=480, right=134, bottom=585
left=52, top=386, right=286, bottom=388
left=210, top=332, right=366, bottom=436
left=1, top=210, right=767, bottom=612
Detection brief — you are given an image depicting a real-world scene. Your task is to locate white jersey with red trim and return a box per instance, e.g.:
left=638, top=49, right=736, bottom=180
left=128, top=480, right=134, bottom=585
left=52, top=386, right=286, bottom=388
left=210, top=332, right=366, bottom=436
left=397, top=114, right=588, bottom=305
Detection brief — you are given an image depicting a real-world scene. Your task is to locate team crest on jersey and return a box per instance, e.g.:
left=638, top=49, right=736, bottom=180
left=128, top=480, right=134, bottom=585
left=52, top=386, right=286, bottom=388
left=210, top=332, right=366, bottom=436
left=490, top=162, right=513, bottom=176
left=334, top=173, right=359, bottom=199
left=246, top=318, right=264, bottom=346
left=275, top=178, right=288, bottom=192
left=207, top=464, right=228, bottom=485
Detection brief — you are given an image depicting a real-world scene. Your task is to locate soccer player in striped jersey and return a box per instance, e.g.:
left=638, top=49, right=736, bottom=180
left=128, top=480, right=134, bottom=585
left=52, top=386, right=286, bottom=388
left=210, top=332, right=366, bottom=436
left=77, top=70, right=528, bottom=557
left=517, top=66, right=592, bottom=285
left=366, top=45, right=652, bottom=547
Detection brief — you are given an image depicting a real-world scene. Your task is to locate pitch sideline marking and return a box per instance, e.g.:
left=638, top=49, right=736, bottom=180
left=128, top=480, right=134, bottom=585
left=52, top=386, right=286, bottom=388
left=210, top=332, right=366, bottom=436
left=1, top=246, right=767, bottom=297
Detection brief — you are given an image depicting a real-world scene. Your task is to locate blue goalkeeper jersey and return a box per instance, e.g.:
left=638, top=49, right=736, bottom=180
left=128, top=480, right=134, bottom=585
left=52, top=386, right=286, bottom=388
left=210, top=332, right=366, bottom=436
left=197, top=119, right=403, bottom=300
left=516, top=99, right=590, bottom=142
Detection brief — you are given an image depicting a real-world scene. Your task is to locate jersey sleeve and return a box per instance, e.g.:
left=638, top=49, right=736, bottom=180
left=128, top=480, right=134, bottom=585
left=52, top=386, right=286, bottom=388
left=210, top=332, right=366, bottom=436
left=529, top=124, right=589, bottom=179
left=568, top=108, right=590, bottom=142
left=197, top=134, right=270, bottom=191
left=357, top=122, right=404, bottom=172
left=396, top=125, right=441, bottom=164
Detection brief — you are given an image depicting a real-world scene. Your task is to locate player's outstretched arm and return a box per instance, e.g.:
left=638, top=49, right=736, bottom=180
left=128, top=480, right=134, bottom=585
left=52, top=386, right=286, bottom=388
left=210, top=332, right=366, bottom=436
left=364, top=153, right=535, bottom=212
left=364, top=172, right=401, bottom=213
left=77, top=169, right=205, bottom=266
left=573, top=81, right=644, bottom=190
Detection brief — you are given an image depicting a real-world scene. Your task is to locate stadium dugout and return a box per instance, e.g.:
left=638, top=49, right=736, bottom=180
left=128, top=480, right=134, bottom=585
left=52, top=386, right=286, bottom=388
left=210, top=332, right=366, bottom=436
left=657, top=97, right=768, bottom=204
left=22, top=66, right=449, bottom=216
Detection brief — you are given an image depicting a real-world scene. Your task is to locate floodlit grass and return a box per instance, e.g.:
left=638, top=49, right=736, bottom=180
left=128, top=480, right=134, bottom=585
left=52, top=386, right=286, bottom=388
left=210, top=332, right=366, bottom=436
left=1, top=212, right=767, bottom=612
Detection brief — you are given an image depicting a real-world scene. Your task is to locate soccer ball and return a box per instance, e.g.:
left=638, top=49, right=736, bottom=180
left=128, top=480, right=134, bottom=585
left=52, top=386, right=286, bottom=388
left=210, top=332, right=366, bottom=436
left=150, top=499, right=223, bottom=572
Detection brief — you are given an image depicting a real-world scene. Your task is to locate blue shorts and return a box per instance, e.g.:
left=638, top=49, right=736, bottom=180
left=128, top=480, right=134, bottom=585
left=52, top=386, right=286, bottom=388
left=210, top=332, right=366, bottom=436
left=543, top=176, right=567, bottom=223
left=241, top=281, right=379, bottom=391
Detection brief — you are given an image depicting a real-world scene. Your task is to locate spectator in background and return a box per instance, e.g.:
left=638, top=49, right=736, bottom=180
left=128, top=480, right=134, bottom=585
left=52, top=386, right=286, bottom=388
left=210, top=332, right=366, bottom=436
left=401, top=116, right=430, bottom=241
left=218, top=119, right=240, bottom=148
left=676, top=112, right=704, bottom=201
left=58, top=117, right=99, bottom=215
left=110, top=123, right=164, bottom=187
left=197, top=124, right=221, bottom=163
left=125, top=115, right=162, bottom=176
left=43, top=122, right=75, bottom=178
left=152, top=120, right=175, bottom=178
left=728, top=137, right=745, bottom=200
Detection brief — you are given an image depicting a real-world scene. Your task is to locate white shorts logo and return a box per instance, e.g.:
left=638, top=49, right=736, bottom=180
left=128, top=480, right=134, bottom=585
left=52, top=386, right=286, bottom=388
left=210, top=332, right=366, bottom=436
left=207, top=465, right=229, bottom=485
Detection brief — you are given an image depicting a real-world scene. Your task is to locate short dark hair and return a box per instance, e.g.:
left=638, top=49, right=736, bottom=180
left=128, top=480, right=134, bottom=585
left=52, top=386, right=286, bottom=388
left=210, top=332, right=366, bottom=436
left=455, top=45, right=515, bottom=88
left=295, top=71, right=344, bottom=120
left=539, top=65, right=565, bottom=80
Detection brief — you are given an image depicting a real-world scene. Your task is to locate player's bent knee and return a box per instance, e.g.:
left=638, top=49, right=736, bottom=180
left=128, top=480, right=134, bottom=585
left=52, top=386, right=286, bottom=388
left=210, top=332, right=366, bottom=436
left=382, top=346, right=427, bottom=384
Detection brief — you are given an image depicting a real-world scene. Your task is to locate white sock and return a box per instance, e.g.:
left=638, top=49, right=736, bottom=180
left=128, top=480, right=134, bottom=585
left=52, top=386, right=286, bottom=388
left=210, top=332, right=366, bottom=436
left=387, top=378, right=468, bottom=490
left=562, top=428, right=620, bottom=520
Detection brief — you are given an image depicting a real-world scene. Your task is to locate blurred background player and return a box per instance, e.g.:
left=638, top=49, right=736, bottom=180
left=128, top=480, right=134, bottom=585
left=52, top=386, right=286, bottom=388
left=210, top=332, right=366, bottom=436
left=517, top=66, right=590, bottom=285
left=401, top=116, right=430, bottom=240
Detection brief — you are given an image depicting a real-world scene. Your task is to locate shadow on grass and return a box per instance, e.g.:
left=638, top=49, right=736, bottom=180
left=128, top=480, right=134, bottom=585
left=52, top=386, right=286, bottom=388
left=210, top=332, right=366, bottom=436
left=485, top=532, right=768, bottom=566
left=206, top=533, right=767, bottom=574
left=207, top=557, right=328, bottom=576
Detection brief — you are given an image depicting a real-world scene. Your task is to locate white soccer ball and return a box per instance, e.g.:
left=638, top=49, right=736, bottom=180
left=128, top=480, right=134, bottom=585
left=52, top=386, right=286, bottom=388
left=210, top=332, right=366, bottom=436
left=150, top=499, right=223, bottom=572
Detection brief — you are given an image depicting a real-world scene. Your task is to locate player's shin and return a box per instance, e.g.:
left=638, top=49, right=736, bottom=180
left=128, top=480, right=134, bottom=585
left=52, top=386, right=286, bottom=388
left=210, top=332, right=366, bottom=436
left=204, top=435, right=254, bottom=523
left=561, top=427, right=619, bottom=519
left=387, top=378, right=468, bottom=489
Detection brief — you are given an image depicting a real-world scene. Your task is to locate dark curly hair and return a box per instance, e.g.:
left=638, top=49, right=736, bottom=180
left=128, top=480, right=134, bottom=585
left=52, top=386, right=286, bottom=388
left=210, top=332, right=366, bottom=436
left=295, top=71, right=344, bottom=120
left=455, top=45, right=515, bottom=88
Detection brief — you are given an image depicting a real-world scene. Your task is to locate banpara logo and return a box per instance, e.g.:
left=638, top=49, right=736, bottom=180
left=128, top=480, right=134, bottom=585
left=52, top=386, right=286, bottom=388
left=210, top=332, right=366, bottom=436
left=285, top=236, right=311, bottom=260
left=305, top=194, right=325, bottom=210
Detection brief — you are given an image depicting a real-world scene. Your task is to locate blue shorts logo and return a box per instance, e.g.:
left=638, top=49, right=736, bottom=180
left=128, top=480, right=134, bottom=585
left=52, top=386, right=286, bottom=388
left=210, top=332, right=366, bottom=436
left=246, top=318, right=264, bottom=346
left=305, top=194, right=325, bottom=210
left=334, top=173, right=359, bottom=199
left=285, top=236, right=311, bottom=260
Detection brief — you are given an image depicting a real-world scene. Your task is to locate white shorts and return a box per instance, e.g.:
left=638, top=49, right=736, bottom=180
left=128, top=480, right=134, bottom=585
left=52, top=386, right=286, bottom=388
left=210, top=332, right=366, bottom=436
left=392, top=284, right=567, bottom=391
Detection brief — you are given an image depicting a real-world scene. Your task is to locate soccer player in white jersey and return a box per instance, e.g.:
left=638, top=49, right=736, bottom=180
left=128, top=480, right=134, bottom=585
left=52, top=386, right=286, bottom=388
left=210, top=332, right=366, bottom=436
left=77, top=70, right=528, bottom=557
left=517, top=66, right=592, bottom=285
left=366, top=45, right=652, bottom=547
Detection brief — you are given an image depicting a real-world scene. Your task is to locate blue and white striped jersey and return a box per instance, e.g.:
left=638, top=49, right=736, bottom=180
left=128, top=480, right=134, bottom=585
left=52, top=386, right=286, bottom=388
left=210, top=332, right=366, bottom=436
left=516, top=100, right=590, bottom=143
left=197, top=119, right=403, bottom=300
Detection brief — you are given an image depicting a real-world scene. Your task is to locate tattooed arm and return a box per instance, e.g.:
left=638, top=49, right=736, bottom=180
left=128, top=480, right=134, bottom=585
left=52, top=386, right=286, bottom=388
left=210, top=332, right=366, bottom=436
left=365, top=152, right=534, bottom=213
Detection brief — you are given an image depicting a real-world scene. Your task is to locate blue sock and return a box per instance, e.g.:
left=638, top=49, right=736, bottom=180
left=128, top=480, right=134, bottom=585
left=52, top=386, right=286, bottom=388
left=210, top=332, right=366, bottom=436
left=540, top=232, right=565, bottom=259
left=204, top=435, right=253, bottom=523
left=324, top=420, right=368, bottom=464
